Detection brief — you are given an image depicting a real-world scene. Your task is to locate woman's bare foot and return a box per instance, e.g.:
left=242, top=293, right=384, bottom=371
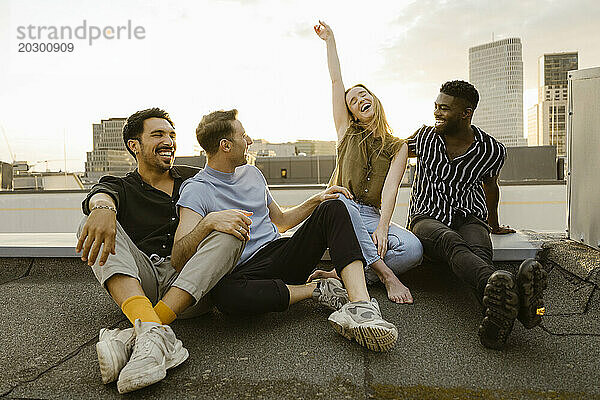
left=381, top=273, right=413, bottom=304
left=370, top=259, right=414, bottom=304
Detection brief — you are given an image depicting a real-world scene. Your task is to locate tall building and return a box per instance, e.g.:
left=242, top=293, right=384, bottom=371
left=85, top=118, right=135, bottom=182
left=469, top=38, right=526, bottom=147
left=0, top=161, right=13, bottom=190
left=530, top=52, right=578, bottom=156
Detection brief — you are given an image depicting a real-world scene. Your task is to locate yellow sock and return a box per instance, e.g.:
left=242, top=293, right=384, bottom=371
left=121, top=295, right=162, bottom=325
left=154, top=300, right=177, bottom=325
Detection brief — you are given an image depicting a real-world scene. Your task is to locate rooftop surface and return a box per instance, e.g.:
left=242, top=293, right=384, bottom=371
left=1, top=237, right=599, bottom=400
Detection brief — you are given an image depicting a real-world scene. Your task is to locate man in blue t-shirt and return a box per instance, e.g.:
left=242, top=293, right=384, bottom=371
left=172, top=109, right=398, bottom=352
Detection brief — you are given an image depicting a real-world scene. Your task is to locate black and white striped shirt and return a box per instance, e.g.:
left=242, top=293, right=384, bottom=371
left=407, top=125, right=506, bottom=227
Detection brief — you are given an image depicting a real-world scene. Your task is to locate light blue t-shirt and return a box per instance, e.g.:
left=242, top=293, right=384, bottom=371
left=177, top=164, right=280, bottom=266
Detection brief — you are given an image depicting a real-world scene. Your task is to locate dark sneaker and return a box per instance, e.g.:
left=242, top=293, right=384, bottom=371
left=516, top=259, right=548, bottom=329
left=312, top=278, right=349, bottom=310
left=478, top=270, right=519, bottom=350
left=328, top=298, right=398, bottom=352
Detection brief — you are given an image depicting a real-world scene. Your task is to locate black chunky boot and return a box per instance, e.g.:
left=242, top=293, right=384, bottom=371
left=478, top=270, right=519, bottom=350
left=516, top=259, right=548, bottom=329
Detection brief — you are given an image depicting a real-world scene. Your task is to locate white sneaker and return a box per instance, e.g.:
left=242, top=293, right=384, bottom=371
left=116, top=319, right=189, bottom=394
left=96, top=327, right=135, bottom=384
left=312, top=278, right=349, bottom=310
left=328, top=298, right=398, bottom=352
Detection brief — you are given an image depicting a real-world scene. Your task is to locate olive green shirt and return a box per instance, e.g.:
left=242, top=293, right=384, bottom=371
left=331, top=125, right=405, bottom=209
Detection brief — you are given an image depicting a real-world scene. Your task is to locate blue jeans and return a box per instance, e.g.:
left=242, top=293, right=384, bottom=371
left=337, top=196, right=423, bottom=284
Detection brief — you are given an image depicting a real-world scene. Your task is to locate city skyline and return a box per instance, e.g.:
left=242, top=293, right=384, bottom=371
left=1, top=0, right=599, bottom=172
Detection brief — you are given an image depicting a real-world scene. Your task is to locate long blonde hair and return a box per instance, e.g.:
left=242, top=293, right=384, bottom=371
left=344, top=84, right=392, bottom=155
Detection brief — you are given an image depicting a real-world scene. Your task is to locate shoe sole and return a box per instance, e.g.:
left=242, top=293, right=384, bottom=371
left=478, top=315, right=516, bottom=350
left=479, top=272, right=519, bottom=350
left=166, top=344, right=189, bottom=370
left=116, top=345, right=189, bottom=394
left=517, top=260, right=548, bottom=329
left=117, top=360, right=167, bottom=394
left=328, top=315, right=398, bottom=352
left=96, top=340, right=121, bottom=384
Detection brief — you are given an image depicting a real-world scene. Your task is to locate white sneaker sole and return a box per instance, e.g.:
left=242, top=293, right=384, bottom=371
left=117, top=358, right=167, bottom=394
left=116, top=345, right=189, bottom=394
left=328, top=313, right=398, bottom=352
left=96, top=340, right=121, bottom=384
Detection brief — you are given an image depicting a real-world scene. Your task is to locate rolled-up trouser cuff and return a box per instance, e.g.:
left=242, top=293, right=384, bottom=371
left=273, top=278, right=291, bottom=312
left=78, top=216, right=160, bottom=302
left=333, top=252, right=366, bottom=277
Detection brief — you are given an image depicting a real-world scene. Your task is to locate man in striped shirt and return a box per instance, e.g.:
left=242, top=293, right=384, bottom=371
left=407, top=80, right=548, bottom=350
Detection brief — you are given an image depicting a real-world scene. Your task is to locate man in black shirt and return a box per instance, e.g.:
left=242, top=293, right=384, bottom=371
left=407, top=81, right=548, bottom=350
left=77, top=108, right=249, bottom=393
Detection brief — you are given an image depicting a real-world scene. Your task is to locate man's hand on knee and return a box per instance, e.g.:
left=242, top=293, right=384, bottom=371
left=77, top=209, right=117, bottom=266
left=205, top=209, right=253, bottom=241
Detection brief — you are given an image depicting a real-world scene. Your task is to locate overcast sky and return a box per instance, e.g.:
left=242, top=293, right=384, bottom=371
left=1, top=0, right=598, bottom=172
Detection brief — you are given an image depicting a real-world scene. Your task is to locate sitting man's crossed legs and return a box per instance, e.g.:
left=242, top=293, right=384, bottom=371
left=78, top=218, right=244, bottom=393
left=212, top=199, right=399, bottom=352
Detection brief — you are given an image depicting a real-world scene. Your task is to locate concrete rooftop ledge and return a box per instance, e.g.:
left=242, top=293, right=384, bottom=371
left=0, top=230, right=566, bottom=262
left=0, top=233, right=78, bottom=257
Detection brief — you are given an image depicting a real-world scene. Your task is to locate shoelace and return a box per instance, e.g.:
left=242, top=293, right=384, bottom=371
left=318, top=283, right=341, bottom=308
left=330, top=295, right=343, bottom=310
left=130, top=328, right=169, bottom=361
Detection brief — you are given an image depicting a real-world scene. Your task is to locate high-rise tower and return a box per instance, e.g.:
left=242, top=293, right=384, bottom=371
left=530, top=52, right=578, bottom=156
left=84, top=118, right=135, bottom=182
left=469, top=38, right=526, bottom=147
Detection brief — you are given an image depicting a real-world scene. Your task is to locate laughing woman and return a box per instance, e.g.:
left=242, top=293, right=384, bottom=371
left=311, top=21, right=423, bottom=303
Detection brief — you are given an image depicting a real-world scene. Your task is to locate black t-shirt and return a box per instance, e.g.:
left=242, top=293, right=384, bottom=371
left=82, top=165, right=200, bottom=257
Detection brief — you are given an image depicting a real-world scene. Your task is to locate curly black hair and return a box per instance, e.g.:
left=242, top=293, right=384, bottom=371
left=440, top=80, right=479, bottom=110
left=195, top=109, right=238, bottom=155
left=122, top=108, right=174, bottom=159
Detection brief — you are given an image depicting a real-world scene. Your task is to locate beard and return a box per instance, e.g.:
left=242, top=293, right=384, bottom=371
left=138, top=141, right=173, bottom=172
left=434, top=117, right=460, bottom=136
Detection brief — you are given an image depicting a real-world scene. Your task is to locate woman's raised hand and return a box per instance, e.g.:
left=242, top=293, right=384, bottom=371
left=314, top=20, right=333, bottom=41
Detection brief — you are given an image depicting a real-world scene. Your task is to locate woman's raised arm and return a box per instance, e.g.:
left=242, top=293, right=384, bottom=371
left=314, top=20, right=350, bottom=141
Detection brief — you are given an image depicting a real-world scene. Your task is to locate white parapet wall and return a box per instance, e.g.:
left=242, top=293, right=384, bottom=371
left=0, top=182, right=567, bottom=234
left=567, top=67, right=600, bottom=250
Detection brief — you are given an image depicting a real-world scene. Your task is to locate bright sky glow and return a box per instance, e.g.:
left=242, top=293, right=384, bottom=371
left=0, top=0, right=598, bottom=172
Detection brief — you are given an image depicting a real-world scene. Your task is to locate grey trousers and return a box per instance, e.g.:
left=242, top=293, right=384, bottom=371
left=77, top=217, right=245, bottom=318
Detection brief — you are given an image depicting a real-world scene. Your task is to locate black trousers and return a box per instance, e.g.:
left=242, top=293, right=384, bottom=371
left=211, top=199, right=365, bottom=315
left=410, top=215, right=495, bottom=301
